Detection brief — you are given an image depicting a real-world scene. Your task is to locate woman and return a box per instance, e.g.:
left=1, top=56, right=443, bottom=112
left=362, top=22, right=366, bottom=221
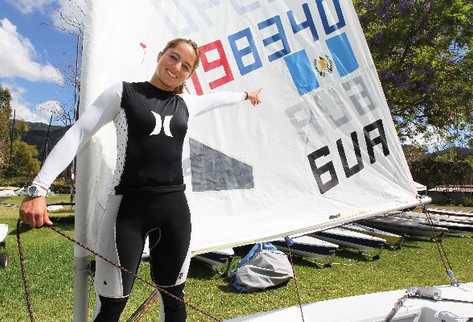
left=19, top=38, right=262, bottom=322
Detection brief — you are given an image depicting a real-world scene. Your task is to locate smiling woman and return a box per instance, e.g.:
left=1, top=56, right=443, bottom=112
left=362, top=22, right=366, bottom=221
left=152, top=38, right=200, bottom=94
left=18, top=37, right=262, bottom=322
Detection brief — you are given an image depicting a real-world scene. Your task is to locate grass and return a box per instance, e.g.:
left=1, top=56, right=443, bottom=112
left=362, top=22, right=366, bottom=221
left=1, top=196, right=472, bottom=321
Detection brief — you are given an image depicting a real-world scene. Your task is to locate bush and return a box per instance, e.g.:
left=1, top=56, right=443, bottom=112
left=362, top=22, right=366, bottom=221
left=410, top=159, right=473, bottom=188
left=463, top=196, right=473, bottom=207
left=0, top=176, right=73, bottom=195
left=0, top=176, right=30, bottom=187
left=50, top=181, right=74, bottom=194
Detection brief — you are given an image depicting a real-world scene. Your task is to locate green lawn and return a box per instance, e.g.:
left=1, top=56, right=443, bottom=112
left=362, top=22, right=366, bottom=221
left=1, top=196, right=472, bottom=321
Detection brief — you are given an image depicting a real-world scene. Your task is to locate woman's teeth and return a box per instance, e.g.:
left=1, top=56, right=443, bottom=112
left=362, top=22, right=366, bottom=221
left=167, top=70, right=177, bottom=79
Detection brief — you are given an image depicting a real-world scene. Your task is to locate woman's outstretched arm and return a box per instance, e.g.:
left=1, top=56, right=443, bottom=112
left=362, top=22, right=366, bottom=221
left=181, top=88, right=262, bottom=118
left=19, top=82, right=123, bottom=227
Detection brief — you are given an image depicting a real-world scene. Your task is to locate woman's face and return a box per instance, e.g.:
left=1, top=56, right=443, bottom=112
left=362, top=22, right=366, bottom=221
left=155, top=42, right=197, bottom=91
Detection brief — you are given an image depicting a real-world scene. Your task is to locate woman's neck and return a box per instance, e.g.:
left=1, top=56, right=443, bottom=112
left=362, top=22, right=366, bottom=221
left=149, top=75, right=174, bottom=92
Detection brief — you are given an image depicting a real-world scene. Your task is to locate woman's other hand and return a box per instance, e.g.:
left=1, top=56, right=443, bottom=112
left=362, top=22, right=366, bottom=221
left=246, top=88, right=262, bottom=106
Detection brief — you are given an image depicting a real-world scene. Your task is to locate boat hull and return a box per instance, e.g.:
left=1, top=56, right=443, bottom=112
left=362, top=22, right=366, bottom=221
left=225, top=283, right=473, bottom=322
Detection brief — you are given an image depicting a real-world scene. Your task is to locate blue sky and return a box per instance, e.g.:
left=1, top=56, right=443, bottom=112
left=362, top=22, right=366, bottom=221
left=0, top=0, right=83, bottom=125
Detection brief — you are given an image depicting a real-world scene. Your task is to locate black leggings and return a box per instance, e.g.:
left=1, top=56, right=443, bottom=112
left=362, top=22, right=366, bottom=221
left=94, top=284, right=186, bottom=322
left=94, top=191, right=191, bottom=322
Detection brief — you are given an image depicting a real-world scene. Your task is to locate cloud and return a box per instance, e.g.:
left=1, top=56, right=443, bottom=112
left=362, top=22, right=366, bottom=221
left=37, top=100, right=64, bottom=116
left=0, top=18, right=64, bottom=84
left=5, top=0, right=56, bottom=15
left=3, top=83, right=54, bottom=124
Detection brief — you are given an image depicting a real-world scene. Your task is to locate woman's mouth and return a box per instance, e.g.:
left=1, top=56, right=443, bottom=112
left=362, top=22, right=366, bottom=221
left=167, top=70, right=178, bottom=79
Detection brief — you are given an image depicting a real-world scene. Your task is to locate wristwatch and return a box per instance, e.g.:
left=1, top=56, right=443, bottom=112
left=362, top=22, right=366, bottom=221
left=25, top=184, right=46, bottom=198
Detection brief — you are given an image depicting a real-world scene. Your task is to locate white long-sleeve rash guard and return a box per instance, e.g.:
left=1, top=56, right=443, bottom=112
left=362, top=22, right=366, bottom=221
left=32, top=81, right=246, bottom=195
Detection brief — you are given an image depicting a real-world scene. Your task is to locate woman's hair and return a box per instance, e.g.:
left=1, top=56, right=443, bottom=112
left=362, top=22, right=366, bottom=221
left=159, top=38, right=200, bottom=94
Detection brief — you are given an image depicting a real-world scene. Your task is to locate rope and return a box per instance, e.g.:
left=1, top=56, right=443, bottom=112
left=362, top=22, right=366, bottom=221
left=285, top=237, right=306, bottom=322
left=16, top=220, right=36, bottom=322
left=412, top=296, right=473, bottom=305
left=16, top=220, right=223, bottom=322
left=420, top=202, right=459, bottom=286
left=384, top=292, right=411, bottom=322
left=126, top=290, right=159, bottom=322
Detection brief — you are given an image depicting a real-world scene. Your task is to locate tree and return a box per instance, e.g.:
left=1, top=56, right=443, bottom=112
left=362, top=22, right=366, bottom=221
left=0, top=86, right=12, bottom=169
left=354, top=0, right=473, bottom=144
left=4, top=140, right=41, bottom=178
left=402, top=144, right=427, bottom=163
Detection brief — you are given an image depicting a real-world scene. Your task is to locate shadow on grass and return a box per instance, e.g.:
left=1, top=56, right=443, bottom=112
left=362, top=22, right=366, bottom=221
left=400, top=241, right=423, bottom=248
left=49, top=215, right=74, bottom=231
left=188, top=260, right=223, bottom=280
left=292, top=256, right=332, bottom=269
left=217, top=280, right=290, bottom=294
left=334, top=249, right=381, bottom=262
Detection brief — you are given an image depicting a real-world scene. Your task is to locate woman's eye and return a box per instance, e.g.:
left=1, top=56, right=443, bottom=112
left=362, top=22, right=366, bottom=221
left=170, top=54, right=178, bottom=61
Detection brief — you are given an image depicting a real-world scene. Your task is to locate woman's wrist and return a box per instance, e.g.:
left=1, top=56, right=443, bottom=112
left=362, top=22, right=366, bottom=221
left=27, top=182, right=48, bottom=197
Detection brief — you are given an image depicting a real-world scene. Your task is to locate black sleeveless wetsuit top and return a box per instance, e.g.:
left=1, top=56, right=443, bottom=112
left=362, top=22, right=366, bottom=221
left=115, top=81, right=189, bottom=194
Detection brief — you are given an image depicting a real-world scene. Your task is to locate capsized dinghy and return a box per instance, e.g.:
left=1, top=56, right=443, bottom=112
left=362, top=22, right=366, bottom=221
left=393, top=212, right=473, bottom=235
left=270, top=236, right=338, bottom=267
left=343, top=223, right=404, bottom=249
left=311, top=227, right=387, bottom=259
left=360, top=216, right=448, bottom=241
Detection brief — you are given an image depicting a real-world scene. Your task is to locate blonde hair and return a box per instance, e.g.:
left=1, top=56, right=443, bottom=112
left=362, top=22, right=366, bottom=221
left=159, top=38, right=200, bottom=94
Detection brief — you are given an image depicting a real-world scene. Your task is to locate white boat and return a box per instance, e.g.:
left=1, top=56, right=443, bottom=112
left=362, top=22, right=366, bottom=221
left=427, top=208, right=473, bottom=219
left=0, top=224, right=8, bottom=268
left=47, top=205, right=65, bottom=212
left=193, top=248, right=235, bottom=275
left=418, top=210, right=473, bottom=226
left=311, top=227, right=387, bottom=259
left=360, top=216, right=448, bottom=240
left=0, top=224, right=8, bottom=244
left=393, top=212, right=473, bottom=235
left=270, top=236, right=338, bottom=267
left=0, top=189, right=16, bottom=197
left=225, top=283, right=473, bottom=322
left=343, top=223, right=404, bottom=249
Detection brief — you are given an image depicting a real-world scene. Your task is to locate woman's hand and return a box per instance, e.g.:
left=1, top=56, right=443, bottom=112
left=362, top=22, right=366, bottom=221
left=246, top=88, right=262, bottom=106
left=19, top=197, right=52, bottom=228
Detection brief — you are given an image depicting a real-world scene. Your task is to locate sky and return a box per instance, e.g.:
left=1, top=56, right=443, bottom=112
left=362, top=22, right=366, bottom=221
left=0, top=0, right=85, bottom=125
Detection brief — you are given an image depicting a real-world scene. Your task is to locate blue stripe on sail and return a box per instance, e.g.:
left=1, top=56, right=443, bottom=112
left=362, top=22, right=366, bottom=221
left=326, top=33, right=359, bottom=77
left=284, top=50, right=319, bottom=96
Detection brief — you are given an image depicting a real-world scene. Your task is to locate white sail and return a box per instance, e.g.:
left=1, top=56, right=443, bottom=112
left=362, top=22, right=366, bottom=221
left=76, top=0, right=418, bottom=256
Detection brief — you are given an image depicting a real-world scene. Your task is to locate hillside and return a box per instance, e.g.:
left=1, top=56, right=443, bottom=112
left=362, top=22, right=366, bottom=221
left=20, top=121, right=70, bottom=160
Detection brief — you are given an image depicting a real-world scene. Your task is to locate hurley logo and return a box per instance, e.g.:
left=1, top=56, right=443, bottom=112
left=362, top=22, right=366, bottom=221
left=150, top=111, right=174, bottom=137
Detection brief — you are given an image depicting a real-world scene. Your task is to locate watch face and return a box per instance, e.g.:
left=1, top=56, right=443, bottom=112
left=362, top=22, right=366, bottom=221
left=28, top=185, right=38, bottom=196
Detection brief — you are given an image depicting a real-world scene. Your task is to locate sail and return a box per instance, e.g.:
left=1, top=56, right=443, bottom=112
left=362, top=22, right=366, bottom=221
left=76, top=0, right=419, bottom=255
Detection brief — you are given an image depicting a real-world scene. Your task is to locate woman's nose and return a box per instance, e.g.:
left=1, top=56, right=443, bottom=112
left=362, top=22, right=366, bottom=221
left=174, top=61, right=183, bottom=72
